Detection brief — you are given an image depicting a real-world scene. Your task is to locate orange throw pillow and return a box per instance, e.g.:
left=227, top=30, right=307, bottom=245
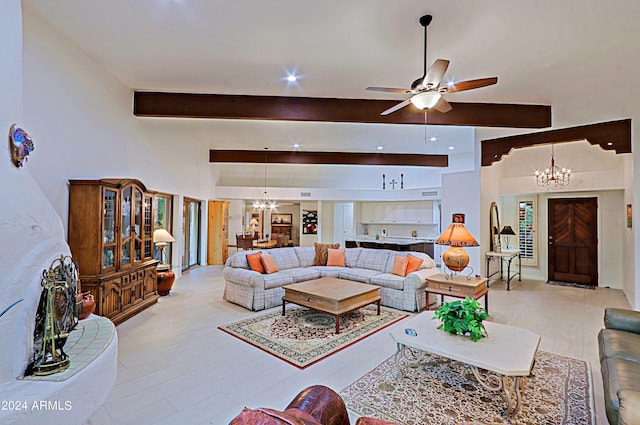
left=314, top=242, right=340, bottom=266
left=246, top=251, right=265, bottom=274
left=391, top=255, right=409, bottom=277
left=327, top=248, right=346, bottom=267
left=260, top=254, right=279, bottom=274
left=405, top=254, right=424, bottom=275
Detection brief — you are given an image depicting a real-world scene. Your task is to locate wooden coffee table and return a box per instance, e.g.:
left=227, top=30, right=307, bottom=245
left=282, top=277, right=381, bottom=334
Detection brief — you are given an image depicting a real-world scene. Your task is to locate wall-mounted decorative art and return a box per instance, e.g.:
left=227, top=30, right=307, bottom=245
left=302, top=210, right=318, bottom=234
left=271, top=213, right=292, bottom=225
left=8, top=124, right=35, bottom=168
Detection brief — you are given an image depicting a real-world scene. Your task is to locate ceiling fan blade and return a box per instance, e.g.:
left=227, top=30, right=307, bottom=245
left=422, top=59, right=450, bottom=89
left=433, top=97, right=452, bottom=113
left=442, top=77, right=498, bottom=94
left=366, top=86, right=411, bottom=94
left=381, top=99, right=412, bottom=116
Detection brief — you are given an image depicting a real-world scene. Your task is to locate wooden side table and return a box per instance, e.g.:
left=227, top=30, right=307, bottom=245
left=425, top=274, right=489, bottom=313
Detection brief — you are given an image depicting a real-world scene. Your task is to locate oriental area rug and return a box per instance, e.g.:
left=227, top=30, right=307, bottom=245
left=218, top=306, right=407, bottom=369
left=340, top=350, right=593, bottom=425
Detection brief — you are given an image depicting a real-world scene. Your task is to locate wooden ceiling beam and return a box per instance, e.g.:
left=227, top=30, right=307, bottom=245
left=209, top=150, right=448, bottom=167
left=134, top=92, right=551, bottom=129
left=481, top=119, right=631, bottom=166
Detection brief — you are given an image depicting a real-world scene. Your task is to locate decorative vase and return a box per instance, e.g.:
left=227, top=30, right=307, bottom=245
left=157, top=269, right=175, bottom=296
left=76, top=292, right=96, bottom=320
left=442, top=246, right=470, bottom=272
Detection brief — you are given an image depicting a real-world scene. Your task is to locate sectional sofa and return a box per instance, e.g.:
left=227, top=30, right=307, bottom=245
left=598, top=307, right=640, bottom=425
left=223, top=246, right=440, bottom=312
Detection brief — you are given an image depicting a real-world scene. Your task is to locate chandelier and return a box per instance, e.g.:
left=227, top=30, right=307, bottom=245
left=253, top=148, right=277, bottom=210
left=534, top=145, right=571, bottom=187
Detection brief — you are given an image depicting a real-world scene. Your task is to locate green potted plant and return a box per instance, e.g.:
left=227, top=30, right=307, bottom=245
left=432, top=296, right=489, bottom=342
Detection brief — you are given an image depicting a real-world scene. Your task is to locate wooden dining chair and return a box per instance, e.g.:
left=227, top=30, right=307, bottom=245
left=236, top=234, right=254, bottom=251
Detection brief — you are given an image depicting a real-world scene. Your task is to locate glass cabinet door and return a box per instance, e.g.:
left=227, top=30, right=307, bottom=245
left=143, top=194, right=153, bottom=259
left=134, top=188, right=143, bottom=262
left=102, top=188, right=117, bottom=270
left=121, top=186, right=132, bottom=266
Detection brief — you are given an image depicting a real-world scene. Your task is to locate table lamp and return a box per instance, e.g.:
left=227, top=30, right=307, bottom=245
left=436, top=213, right=479, bottom=278
left=500, top=225, right=516, bottom=250
left=153, top=228, right=175, bottom=271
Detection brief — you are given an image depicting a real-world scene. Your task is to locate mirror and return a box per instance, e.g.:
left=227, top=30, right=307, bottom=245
left=490, top=201, right=501, bottom=252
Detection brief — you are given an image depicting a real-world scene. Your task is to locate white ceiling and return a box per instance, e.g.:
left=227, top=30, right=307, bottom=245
left=22, top=0, right=640, bottom=158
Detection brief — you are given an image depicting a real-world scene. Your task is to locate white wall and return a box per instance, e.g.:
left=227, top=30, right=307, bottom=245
left=318, top=201, right=335, bottom=244
left=623, top=154, right=636, bottom=305
left=0, top=8, right=118, bottom=419
left=441, top=170, right=482, bottom=274
left=227, top=199, right=244, bottom=239
left=22, top=10, right=217, bottom=241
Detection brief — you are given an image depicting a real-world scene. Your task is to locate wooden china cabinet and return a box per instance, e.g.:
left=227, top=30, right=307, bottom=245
left=68, top=178, right=159, bottom=325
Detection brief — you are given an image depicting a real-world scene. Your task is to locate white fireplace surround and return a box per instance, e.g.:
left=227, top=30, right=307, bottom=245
left=0, top=160, right=117, bottom=424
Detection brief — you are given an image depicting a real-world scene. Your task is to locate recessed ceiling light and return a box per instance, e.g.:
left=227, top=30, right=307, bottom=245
left=429, top=136, right=438, bottom=142
left=376, top=145, right=384, bottom=151
left=292, top=142, right=300, bottom=149
left=283, top=67, right=301, bottom=85
left=448, top=146, right=455, bottom=150
left=607, top=141, right=613, bottom=146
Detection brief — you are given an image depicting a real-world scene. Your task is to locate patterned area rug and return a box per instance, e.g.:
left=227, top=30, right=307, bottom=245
left=341, top=350, right=593, bottom=425
left=546, top=280, right=596, bottom=290
left=218, top=306, right=407, bottom=369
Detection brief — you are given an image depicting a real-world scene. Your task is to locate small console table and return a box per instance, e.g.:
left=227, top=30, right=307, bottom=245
left=486, top=250, right=521, bottom=291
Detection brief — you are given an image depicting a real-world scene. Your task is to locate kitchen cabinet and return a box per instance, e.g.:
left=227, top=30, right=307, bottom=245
left=361, top=201, right=436, bottom=224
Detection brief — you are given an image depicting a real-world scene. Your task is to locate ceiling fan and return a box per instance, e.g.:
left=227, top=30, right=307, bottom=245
left=366, top=14, right=498, bottom=116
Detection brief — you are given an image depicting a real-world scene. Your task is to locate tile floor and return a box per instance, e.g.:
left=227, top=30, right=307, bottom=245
left=85, top=266, right=631, bottom=425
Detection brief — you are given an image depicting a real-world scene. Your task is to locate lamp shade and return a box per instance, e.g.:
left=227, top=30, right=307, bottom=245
left=410, top=91, right=442, bottom=110
left=436, top=213, right=478, bottom=273
left=500, top=225, right=516, bottom=236
left=436, top=214, right=479, bottom=247
left=153, top=228, right=175, bottom=244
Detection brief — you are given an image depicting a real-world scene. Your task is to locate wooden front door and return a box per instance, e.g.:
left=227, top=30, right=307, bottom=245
left=548, top=198, right=598, bottom=285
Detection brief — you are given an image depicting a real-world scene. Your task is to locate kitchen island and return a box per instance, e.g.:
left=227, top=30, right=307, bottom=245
left=345, top=237, right=434, bottom=258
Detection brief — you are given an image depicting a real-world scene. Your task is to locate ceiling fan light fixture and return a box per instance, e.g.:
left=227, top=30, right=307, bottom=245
left=410, top=91, right=441, bottom=110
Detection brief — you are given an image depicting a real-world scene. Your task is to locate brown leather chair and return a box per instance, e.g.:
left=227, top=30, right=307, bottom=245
left=228, top=385, right=396, bottom=425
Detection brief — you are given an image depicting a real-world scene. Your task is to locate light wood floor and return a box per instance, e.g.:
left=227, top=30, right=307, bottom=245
left=85, top=266, right=630, bottom=425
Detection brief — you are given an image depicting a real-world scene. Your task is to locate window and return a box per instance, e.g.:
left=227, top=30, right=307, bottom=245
left=182, top=197, right=201, bottom=270
left=517, top=197, right=537, bottom=266
left=154, top=193, right=173, bottom=265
